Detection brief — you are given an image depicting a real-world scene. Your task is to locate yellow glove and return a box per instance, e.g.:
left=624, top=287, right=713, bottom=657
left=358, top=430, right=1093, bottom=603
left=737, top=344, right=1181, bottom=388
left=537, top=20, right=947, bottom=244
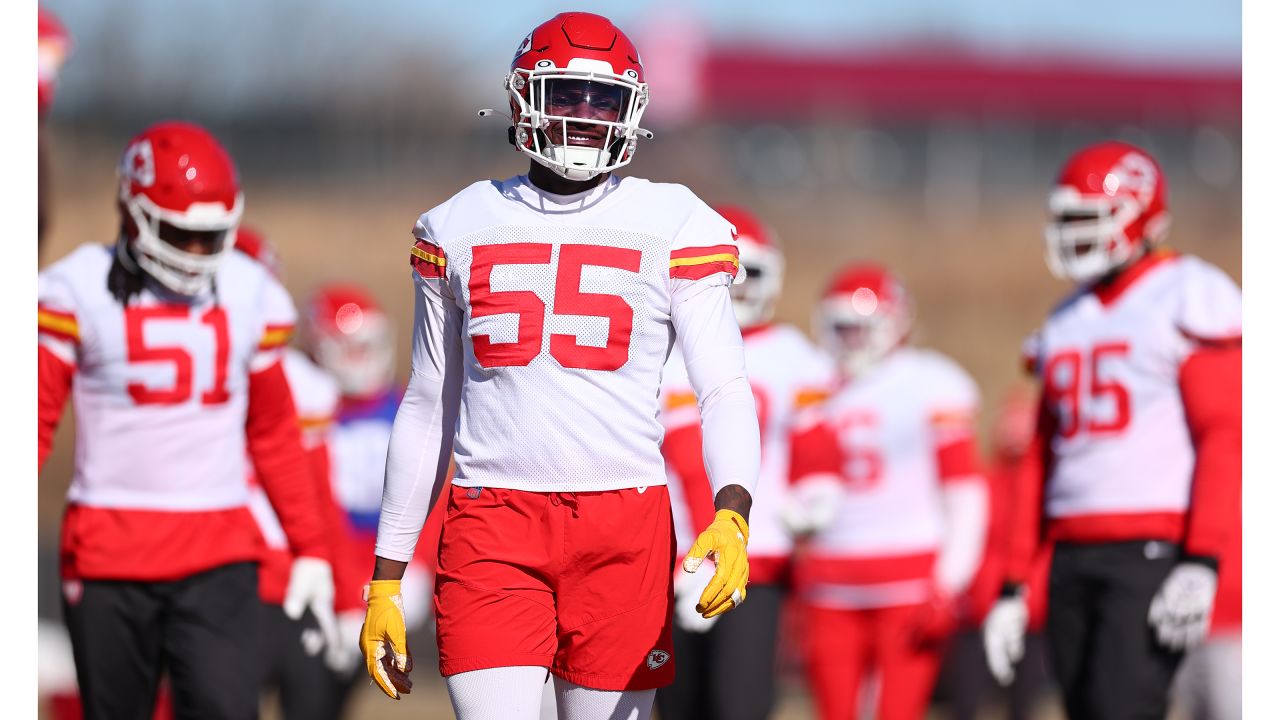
left=360, top=580, right=413, bottom=699
left=681, top=509, right=750, bottom=618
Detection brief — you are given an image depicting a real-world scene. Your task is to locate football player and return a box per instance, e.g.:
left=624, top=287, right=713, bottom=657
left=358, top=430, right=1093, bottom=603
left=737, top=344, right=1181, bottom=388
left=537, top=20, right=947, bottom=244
left=785, top=263, right=989, bottom=720
left=358, top=13, right=760, bottom=720
left=982, top=141, right=1242, bottom=719
left=38, top=122, right=336, bottom=719
left=654, top=205, right=835, bottom=720
left=299, top=283, right=440, bottom=713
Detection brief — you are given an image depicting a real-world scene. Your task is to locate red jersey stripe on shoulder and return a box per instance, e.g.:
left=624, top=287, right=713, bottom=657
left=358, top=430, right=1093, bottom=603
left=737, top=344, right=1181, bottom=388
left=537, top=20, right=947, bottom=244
left=670, top=243, right=739, bottom=262
left=411, top=239, right=447, bottom=279
left=259, top=324, right=294, bottom=350
left=38, top=306, right=79, bottom=343
left=670, top=244, right=740, bottom=279
left=670, top=260, right=739, bottom=281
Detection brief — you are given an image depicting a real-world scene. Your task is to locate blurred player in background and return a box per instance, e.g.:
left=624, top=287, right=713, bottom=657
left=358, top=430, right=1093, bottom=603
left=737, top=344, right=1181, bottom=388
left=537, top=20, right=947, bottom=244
left=299, top=283, right=439, bottom=712
left=234, top=226, right=357, bottom=720
left=39, top=6, right=71, bottom=248
left=983, top=141, right=1242, bottom=719
left=38, top=121, right=336, bottom=719
left=359, top=12, right=760, bottom=720
left=655, top=205, right=835, bottom=720
left=935, top=384, right=1053, bottom=720
left=785, top=263, right=988, bottom=720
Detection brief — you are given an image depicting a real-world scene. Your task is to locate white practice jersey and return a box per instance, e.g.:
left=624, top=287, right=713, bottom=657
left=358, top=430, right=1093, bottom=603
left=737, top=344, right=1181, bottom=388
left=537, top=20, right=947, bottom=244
left=376, top=175, right=761, bottom=561
left=413, top=175, right=746, bottom=491
left=1029, top=252, right=1242, bottom=521
left=662, top=324, right=836, bottom=559
left=39, top=245, right=296, bottom=511
left=802, top=347, right=981, bottom=557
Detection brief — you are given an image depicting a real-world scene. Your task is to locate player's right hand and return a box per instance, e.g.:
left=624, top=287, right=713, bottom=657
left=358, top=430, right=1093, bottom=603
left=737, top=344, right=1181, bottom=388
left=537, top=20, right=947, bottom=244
left=982, top=593, right=1028, bottom=687
left=360, top=580, right=413, bottom=700
left=682, top=509, right=750, bottom=619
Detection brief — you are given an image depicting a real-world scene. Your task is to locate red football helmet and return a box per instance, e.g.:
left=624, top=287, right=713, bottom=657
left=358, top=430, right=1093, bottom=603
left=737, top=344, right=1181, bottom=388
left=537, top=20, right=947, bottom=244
left=715, top=204, right=783, bottom=329
left=1043, top=141, right=1170, bottom=283
left=504, top=12, right=650, bottom=181
left=38, top=8, right=71, bottom=115
left=117, top=121, right=243, bottom=296
left=301, top=284, right=395, bottom=399
left=815, top=263, right=913, bottom=378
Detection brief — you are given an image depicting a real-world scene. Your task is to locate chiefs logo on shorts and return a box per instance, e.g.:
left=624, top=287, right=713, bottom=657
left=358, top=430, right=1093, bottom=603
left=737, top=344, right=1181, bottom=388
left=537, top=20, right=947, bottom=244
left=646, top=649, right=670, bottom=670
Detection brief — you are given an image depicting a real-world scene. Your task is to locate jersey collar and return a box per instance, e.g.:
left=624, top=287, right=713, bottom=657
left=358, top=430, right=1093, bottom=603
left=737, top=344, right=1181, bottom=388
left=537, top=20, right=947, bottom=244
left=509, top=174, right=622, bottom=212
left=1091, top=248, right=1178, bottom=308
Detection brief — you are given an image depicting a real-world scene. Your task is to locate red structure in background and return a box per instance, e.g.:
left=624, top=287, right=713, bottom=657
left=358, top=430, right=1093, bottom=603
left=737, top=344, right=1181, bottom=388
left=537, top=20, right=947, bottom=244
left=700, top=48, right=1240, bottom=125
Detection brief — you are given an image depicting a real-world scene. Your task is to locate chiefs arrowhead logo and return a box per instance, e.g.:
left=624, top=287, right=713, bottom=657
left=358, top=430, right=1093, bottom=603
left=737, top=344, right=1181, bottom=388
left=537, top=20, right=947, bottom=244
left=512, top=32, right=533, bottom=62
left=120, top=139, right=156, bottom=188
left=646, top=649, right=670, bottom=670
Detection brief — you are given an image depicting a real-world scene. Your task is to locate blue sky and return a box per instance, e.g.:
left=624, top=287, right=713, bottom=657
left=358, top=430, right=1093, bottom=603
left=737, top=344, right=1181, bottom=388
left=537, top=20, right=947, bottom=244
left=42, top=0, right=1240, bottom=114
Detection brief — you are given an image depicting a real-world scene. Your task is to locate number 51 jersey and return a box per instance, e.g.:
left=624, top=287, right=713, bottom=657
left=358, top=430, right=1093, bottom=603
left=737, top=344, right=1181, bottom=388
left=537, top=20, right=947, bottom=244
left=410, top=174, right=741, bottom=492
left=38, top=244, right=299, bottom=580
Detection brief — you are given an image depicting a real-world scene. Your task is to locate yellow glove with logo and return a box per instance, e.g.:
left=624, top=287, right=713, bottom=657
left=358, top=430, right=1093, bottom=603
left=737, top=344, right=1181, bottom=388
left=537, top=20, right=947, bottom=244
left=360, top=580, right=413, bottom=700
left=681, top=509, right=750, bottom=619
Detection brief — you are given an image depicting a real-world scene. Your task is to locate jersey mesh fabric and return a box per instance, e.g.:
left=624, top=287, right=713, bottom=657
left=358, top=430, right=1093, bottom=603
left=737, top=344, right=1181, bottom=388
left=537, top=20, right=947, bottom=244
left=447, top=226, right=674, bottom=490
left=429, top=176, right=740, bottom=493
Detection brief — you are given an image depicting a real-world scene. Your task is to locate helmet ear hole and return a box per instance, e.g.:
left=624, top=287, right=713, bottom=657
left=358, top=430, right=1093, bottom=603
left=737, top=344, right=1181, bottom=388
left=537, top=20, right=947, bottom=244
left=507, top=126, right=518, bottom=148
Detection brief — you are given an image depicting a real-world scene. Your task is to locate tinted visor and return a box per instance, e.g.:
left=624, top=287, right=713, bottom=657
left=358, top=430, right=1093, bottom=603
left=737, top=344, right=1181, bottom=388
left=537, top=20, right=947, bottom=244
left=543, top=79, right=628, bottom=122
left=157, top=222, right=229, bottom=257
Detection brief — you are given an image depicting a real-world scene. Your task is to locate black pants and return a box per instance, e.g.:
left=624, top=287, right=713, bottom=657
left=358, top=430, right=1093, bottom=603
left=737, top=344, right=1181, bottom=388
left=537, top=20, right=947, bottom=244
left=62, top=562, right=260, bottom=720
left=935, top=627, right=1053, bottom=720
left=1048, top=541, right=1185, bottom=720
left=655, top=582, right=783, bottom=720
left=257, top=603, right=360, bottom=720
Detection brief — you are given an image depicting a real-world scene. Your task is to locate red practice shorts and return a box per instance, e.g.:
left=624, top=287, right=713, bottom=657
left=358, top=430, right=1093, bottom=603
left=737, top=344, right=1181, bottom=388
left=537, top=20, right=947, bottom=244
left=434, top=484, right=676, bottom=691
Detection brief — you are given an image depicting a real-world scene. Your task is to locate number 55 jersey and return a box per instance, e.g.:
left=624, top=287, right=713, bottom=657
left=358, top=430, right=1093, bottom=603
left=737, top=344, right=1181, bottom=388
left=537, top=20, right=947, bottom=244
left=38, top=244, right=327, bottom=581
left=377, top=173, right=761, bottom=561
left=1011, top=250, right=1242, bottom=571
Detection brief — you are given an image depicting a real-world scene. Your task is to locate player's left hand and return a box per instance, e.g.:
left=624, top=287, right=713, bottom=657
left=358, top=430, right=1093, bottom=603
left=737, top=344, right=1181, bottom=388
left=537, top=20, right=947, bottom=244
left=283, top=556, right=342, bottom=667
left=682, top=509, right=750, bottom=619
left=1148, top=562, right=1218, bottom=650
left=361, top=580, right=413, bottom=699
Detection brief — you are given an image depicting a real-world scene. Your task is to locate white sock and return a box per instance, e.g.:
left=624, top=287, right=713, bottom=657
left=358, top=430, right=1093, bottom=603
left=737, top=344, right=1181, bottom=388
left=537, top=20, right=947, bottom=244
left=553, top=676, right=655, bottom=720
left=446, top=666, right=549, bottom=720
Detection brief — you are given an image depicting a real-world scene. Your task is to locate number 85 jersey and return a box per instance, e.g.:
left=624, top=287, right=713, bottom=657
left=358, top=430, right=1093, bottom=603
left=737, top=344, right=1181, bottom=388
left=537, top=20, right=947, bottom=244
left=1025, top=250, right=1241, bottom=544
